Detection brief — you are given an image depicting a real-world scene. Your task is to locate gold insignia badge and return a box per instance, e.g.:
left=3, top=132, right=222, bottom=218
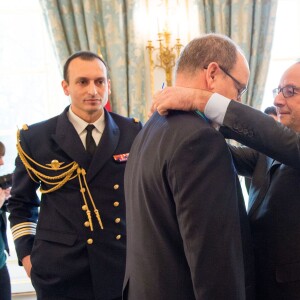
left=46, top=160, right=64, bottom=170
left=133, top=118, right=139, bottom=123
left=22, top=124, right=29, bottom=130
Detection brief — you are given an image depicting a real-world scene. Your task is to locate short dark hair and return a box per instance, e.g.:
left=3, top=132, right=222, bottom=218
left=0, top=141, right=5, bottom=156
left=63, top=51, right=108, bottom=83
left=264, top=106, right=277, bottom=116
left=176, top=33, right=242, bottom=75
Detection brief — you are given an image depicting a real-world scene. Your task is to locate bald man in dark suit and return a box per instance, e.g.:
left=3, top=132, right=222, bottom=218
left=123, top=34, right=255, bottom=300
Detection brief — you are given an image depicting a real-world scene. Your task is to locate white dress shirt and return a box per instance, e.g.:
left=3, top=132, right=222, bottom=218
left=67, top=107, right=106, bottom=149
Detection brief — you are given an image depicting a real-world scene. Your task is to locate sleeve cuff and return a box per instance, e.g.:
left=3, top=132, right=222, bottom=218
left=204, top=93, right=231, bottom=125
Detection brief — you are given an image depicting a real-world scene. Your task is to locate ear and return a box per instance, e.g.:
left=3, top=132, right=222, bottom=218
left=61, top=80, right=70, bottom=96
left=205, top=62, right=219, bottom=90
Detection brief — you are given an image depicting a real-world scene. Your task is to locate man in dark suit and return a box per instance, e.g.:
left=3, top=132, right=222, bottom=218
left=8, top=51, right=142, bottom=300
left=151, top=62, right=300, bottom=299
left=123, top=33, right=255, bottom=300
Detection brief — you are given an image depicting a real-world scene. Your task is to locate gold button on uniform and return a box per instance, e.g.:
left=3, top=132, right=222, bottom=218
left=82, top=205, right=88, bottom=211
left=116, top=235, right=121, bottom=240
left=113, top=201, right=120, bottom=207
left=87, top=238, right=93, bottom=244
left=84, top=221, right=90, bottom=227
left=113, top=184, right=119, bottom=190
left=115, top=218, right=121, bottom=224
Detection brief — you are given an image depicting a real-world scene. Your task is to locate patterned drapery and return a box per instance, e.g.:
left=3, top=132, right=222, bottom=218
left=40, top=0, right=278, bottom=121
left=39, top=0, right=147, bottom=121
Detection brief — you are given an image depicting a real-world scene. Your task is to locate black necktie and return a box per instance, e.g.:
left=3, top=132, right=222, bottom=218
left=85, top=124, right=97, bottom=156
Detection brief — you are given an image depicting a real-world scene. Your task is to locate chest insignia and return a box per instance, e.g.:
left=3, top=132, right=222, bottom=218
left=46, top=159, right=65, bottom=170
left=113, top=153, right=129, bottom=162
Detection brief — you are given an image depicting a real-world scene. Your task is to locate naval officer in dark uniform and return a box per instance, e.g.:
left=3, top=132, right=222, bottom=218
left=8, top=51, right=142, bottom=300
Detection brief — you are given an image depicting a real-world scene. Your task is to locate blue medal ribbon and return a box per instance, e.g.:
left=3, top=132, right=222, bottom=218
left=195, top=110, right=210, bottom=123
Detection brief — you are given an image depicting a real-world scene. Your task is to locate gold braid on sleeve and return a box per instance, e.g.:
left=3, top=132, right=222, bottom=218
left=16, top=128, right=104, bottom=231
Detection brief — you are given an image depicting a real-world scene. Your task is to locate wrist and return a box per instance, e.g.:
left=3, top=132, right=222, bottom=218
left=194, top=90, right=212, bottom=112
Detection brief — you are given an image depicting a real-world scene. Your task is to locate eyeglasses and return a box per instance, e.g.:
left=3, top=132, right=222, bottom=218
left=272, top=86, right=300, bottom=98
left=218, top=66, right=248, bottom=98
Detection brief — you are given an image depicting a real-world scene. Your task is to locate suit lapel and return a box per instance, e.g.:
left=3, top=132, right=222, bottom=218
left=51, top=107, right=91, bottom=170
left=248, top=157, right=278, bottom=215
left=50, top=108, right=120, bottom=181
left=86, top=111, right=120, bottom=181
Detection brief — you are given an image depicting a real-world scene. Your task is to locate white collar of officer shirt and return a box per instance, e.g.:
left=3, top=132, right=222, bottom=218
left=67, top=106, right=105, bottom=146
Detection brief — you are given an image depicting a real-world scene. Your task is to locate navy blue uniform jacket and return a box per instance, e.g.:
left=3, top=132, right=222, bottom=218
left=8, top=106, right=142, bottom=300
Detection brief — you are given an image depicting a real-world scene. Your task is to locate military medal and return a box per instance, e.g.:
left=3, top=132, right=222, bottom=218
left=113, top=153, right=129, bottom=162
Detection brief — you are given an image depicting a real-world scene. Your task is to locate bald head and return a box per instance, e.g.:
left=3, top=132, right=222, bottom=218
left=175, top=33, right=249, bottom=101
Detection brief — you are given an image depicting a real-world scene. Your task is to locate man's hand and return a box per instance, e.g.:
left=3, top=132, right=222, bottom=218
left=4, top=187, right=10, bottom=200
left=150, top=86, right=213, bottom=116
left=0, top=187, right=11, bottom=209
left=22, top=255, right=32, bottom=278
left=0, top=188, right=6, bottom=208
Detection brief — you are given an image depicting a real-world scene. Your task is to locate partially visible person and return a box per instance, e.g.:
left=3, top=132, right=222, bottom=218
left=0, top=141, right=11, bottom=300
left=123, top=33, right=255, bottom=300
left=264, top=105, right=278, bottom=120
left=151, top=62, right=300, bottom=299
left=8, top=51, right=142, bottom=300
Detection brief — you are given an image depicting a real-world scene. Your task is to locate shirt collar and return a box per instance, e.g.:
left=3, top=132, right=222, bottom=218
left=67, top=106, right=106, bottom=135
